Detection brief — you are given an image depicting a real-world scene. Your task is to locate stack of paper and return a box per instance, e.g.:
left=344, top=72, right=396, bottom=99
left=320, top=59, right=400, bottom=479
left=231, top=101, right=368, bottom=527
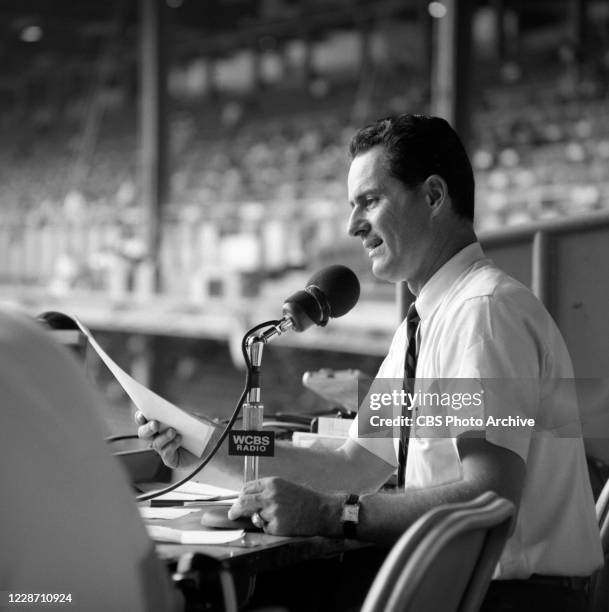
left=139, top=507, right=198, bottom=520
left=141, top=481, right=244, bottom=544
left=150, top=480, right=239, bottom=503
left=146, top=525, right=245, bottom=545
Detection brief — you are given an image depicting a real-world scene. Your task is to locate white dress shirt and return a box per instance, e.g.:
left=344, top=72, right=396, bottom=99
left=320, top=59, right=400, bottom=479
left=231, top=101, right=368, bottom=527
left=350, top=242, right=603, bottom=579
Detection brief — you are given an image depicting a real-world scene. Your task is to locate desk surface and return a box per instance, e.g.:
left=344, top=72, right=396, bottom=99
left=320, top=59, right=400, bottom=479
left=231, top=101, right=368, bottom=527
left=151, top=507, right=369, bottom=574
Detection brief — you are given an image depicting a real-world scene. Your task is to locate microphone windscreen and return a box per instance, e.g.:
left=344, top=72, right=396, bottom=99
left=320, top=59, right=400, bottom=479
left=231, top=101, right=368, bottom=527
left=306, top=265, right=360, bottom=318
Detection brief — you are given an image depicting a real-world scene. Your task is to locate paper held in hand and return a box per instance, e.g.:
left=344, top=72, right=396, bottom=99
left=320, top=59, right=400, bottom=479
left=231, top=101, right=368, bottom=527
left=72, top=315, right=218, bottom=457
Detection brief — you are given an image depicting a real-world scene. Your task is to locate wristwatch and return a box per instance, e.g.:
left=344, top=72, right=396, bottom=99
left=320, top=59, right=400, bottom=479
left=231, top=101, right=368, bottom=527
left=340, top=494, right=360, bottom=538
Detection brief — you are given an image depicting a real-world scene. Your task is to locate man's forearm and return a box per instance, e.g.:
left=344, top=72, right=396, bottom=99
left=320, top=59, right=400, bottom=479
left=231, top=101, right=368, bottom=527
left=317, top=438, right=525, bottom=546
left=314, top=477, right=485, bottom=544
left=354, top=478, right=483, bottom=545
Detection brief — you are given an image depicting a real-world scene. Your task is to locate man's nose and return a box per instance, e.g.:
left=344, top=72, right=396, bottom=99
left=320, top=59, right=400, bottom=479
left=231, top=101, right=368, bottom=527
left=347, top=207, right=369, bottom=238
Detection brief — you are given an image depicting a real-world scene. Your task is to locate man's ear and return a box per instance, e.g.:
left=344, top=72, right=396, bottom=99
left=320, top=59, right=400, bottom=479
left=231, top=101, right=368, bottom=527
left=423, top=175, right=448, bottom=216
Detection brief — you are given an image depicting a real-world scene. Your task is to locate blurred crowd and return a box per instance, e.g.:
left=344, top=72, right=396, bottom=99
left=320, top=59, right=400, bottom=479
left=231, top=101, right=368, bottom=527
left=473, top=63, right=609, bottom=229
left=0, top=59, right=608, bottom=297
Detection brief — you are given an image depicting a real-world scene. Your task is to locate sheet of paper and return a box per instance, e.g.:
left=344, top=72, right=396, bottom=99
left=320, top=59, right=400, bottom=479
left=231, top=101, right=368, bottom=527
left=150, top=481, right=239, bottom=503
left=139, top=507, right=198, bottom=520
left=172, top=481, right=239, bottom=498
left=73, top=315, right=218, bottom=456
left=146, top=525, right=245, bottom=545
left=151, top=491, right=206, bottom=502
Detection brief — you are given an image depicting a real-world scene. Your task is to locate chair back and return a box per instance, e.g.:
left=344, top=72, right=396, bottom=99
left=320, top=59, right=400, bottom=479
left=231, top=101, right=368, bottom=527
left=361, top=492, right=515, bottom=612
left=587, top=477, right=609, bottom=612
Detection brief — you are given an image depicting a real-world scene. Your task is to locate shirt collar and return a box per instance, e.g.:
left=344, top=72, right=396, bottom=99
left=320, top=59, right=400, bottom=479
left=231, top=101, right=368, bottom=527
left=415, top=242, right=485, bottom=321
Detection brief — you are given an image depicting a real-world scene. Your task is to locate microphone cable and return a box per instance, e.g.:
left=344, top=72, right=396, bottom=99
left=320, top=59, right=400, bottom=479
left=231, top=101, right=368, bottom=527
left=135, top=319, right=281, bottom=503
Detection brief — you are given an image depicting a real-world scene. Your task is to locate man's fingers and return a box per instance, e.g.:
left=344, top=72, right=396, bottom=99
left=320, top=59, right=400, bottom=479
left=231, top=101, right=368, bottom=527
left=151, top=428, right=177, bottom=452
left=134, top=411, right=147, bottom=425
left=227, top=497, right=253, bottom=520
left=228, top=502, right=254, bottom=520
left=231, top=479, right=282, bottom=520
left=227, top=503, right=242, bottom=520
left=137, top=424, right=151, bottom=440
left=265, top=518, right=281, bottom=536
left=242, top=479, right=267, bottom=493
left=243, top=476, right=283, bottom=495
left=228, top=493, right=263, bottom=519
left=137, top=419, right=159, bottom=440
left=154, top=434, right=181, bottom=468
left=162, top=434, right=182, bottom=455
left=161, top=446, right=180, bottom=469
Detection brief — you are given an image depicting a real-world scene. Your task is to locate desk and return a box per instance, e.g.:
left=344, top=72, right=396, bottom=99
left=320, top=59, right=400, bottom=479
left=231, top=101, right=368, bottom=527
left=149, top=508, right=373, bottom=610
left=152, top=507, right=369, bottom=575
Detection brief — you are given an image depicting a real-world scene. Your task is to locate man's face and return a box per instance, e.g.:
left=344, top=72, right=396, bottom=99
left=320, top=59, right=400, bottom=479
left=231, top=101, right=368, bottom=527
left=347, top=146, right=433, bottom=286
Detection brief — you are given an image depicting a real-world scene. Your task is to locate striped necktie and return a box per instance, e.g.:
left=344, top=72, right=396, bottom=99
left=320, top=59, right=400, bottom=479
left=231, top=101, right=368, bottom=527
left=397, top=302, right=420, bottom=488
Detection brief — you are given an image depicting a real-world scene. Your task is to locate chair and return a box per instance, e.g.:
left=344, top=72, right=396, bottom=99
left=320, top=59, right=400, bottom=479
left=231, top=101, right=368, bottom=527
left=361, top=492, right=515, bottom=612
left=586, top=476, right=609, bottom=612
left=172, top=552, right=239, bottom=612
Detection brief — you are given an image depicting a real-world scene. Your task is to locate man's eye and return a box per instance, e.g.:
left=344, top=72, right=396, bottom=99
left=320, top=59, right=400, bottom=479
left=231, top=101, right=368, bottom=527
left=365, top=197, right=378, bottom=207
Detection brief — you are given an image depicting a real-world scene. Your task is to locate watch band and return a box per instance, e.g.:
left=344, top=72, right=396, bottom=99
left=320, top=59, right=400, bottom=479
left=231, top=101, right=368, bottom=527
left=342, top=494, right=360, bottom=539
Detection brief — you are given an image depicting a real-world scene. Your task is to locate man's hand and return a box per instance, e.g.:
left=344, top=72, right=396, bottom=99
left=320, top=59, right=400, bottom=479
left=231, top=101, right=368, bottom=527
left=228, top=477, right=343, bottom=537
left=135, top=411, right=198, bottom=469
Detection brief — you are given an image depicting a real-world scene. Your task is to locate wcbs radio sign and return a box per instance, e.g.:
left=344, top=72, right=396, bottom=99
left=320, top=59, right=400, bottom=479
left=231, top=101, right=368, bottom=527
left=228, top=430, right=275, bottom=457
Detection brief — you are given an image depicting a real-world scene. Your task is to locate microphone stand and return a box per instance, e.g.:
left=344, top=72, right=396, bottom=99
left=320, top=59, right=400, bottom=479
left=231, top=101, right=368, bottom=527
left=200, top=319, right=293, bottom=530
left=242, top=317, right=292, bottom=481
left=242, top=336, right=264, bottom=483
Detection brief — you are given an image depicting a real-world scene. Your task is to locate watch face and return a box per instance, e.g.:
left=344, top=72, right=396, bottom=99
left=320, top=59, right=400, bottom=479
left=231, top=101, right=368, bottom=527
left=342, top=504, right=360, bottom=523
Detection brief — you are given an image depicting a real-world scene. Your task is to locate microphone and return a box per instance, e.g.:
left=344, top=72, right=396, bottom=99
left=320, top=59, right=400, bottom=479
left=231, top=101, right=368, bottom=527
left=282, top=264, right=360, bottom=331
left=255, top=264, right=360, bottom=344
left=201, top=265, right=360, bottom=531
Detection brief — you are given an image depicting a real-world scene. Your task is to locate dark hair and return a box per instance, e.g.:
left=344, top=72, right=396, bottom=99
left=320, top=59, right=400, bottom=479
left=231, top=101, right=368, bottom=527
left=349, top=114, right=475, bottom=221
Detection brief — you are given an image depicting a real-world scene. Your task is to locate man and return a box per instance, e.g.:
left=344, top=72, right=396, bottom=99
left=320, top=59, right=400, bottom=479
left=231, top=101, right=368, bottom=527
left=0, top=307, right=181, bottom=612
left=138, top=114, right=602, bottom=610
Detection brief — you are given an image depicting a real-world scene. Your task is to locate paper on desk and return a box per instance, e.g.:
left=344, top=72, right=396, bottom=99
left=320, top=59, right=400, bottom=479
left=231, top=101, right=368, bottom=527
left=139, top=507, right=198, bottom=520
left=151, top=481, right=239, bottom=503
left=72, top=315, right=217, bottom=457
left=152, top=491, right=207, bottom=501
left=172, top=481, right=239, bottom=498
left=146, top=525, right=244, bottom=545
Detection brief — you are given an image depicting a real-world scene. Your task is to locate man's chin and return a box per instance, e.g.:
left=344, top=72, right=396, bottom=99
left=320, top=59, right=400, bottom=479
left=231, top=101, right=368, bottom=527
left=371, top=261, right=400, bottom=283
